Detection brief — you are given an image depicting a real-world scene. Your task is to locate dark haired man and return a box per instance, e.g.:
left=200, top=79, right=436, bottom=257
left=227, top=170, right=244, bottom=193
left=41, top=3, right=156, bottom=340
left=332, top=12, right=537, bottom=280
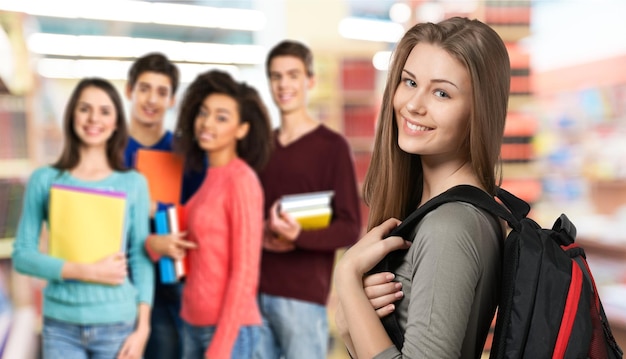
left=124, top=52, right=203, bottom=358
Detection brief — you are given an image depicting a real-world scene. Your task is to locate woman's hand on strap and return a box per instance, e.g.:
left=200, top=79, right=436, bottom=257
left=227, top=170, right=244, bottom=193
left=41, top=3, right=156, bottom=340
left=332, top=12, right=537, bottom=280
left=337, top=218, right=410, bottom=277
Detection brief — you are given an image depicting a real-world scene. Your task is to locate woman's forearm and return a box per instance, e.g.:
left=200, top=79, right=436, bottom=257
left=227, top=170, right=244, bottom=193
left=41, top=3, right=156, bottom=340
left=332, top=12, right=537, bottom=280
left=335, top=265, right=395, bottom=358
left=336, top=304, right=358, bottom=358
left=61, top=252, right=127, bottom=285
left=61, top=261, right=92, bottom=281
left=135, top=303, right=151, bottom=333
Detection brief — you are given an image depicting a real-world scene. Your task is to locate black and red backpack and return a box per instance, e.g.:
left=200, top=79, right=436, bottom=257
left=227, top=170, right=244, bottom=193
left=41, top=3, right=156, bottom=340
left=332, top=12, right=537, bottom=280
left=371, top=185, right=623, bottom=358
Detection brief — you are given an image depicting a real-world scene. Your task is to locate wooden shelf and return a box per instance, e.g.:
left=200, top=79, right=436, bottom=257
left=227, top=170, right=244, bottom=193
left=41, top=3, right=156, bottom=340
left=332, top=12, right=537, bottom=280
left=577, top=236, right=626, bottom=259
left=508, top=94, right=534, bottom=111
left=0, top=159, right=32, bottom=179
left=502, top=162, right=541, bottom=179
left=0, top=238, right=14, bottom=259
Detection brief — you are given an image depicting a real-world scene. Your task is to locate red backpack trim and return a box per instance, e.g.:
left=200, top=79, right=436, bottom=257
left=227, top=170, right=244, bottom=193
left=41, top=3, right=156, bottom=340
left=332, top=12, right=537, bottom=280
left=552, top=260, right=583, bottom=358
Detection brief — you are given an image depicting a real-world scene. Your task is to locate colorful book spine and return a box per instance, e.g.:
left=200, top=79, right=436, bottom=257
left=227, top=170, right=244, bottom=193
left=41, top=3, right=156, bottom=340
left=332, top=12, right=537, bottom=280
left=154, top=210, right=176, bottom=284
left=167, top=205, right=188, bottom=280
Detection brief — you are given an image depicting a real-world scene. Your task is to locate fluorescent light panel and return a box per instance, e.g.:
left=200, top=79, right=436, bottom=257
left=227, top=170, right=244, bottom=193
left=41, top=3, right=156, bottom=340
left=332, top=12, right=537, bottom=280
left=27, top=33, right=266, bottom=65
left=37, top=58, right=240, bottom=81
left=0, top=0, right=266, bottom=31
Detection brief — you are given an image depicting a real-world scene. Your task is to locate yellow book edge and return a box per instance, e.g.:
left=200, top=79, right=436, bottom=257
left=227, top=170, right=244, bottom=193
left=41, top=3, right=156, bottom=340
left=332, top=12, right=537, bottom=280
left=285, top=206, right=332, bottom=230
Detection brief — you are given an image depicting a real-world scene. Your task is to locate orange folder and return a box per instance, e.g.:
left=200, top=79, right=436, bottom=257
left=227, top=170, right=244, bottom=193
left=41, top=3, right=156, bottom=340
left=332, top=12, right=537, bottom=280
left=135, top=149, right=184, bottom=205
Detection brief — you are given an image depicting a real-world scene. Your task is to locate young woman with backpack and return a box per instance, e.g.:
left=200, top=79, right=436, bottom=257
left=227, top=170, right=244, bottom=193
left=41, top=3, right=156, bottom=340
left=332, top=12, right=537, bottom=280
left=333, top=17, right=511, bottom=358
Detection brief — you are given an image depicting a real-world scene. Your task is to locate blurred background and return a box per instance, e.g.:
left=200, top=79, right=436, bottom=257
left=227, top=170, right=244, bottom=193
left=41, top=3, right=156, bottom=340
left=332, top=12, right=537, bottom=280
left=1, top=0, right=626, bottom=358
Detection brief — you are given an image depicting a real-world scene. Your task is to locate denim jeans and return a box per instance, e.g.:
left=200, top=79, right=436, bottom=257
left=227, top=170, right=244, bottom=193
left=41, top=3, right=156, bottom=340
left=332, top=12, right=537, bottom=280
left=42, top=317, right=134, bottom=359
left=253, top=293, right=328, bottom=359
left=143, top=289, right=183, bottom=359
left=181, top=321, right=260, bottom=359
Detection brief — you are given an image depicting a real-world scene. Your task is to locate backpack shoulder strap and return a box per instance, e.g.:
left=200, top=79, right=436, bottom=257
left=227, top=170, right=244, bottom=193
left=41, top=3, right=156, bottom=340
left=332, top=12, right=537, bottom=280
left=387, top=185, right=522, bottom=241
left=375, top=184, right=525, bottom=351
left=495, top=187, right=530, bottom=220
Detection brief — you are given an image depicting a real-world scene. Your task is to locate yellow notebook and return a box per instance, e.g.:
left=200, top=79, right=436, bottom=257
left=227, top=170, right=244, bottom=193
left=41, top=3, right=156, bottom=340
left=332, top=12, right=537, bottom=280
left=49, top=184, right=126, bottom=263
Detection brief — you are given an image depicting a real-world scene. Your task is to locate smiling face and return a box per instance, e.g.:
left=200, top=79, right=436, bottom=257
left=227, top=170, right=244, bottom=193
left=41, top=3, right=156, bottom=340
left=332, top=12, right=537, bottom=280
left=73, top=86, right=118, bottom=149
left=394, top=43, right=472, bottom=163
left=126, top=71, right=175, bottom=126
left=268, top=55, right=314, bottom=115
left=194, top=93, right=249, bottom=165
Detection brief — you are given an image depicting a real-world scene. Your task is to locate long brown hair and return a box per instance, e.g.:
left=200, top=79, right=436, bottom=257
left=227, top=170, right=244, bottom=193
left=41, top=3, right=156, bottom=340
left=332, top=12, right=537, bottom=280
left=53, top=78, right=128, bottom=171
left=363, top=17, right=510, bottom=230
left=174, top=70, right=272, bottom=173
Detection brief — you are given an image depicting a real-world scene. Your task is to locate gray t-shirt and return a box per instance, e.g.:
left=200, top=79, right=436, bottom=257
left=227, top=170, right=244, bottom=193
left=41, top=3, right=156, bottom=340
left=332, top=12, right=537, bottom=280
left=374, top=202, right=503, bottom=359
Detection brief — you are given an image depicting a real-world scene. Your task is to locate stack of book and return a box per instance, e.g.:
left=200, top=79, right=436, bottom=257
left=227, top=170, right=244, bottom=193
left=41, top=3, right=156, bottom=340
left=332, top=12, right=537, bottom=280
left=153, top=205, right=188, bottom=284
left=279, top=190, right=335, bottom=230
left=135, top=149, right=189, bottom=284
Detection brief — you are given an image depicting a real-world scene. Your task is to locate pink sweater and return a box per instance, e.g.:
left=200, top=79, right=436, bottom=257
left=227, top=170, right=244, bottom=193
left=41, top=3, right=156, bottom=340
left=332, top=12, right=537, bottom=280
left=181, top=158, right=263, bottom=358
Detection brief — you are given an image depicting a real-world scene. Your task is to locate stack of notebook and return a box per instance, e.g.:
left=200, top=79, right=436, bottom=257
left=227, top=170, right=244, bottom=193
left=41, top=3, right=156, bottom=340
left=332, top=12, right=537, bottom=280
left=279, top=190, right=335, bottom=230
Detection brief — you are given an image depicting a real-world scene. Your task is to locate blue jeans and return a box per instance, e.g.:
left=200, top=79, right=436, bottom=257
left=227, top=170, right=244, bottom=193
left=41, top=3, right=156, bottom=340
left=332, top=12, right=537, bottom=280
left=181, top=321, right=260, bottom=359
left=253, top=294, right=328, bottom=359
left=143, top=288, right=183, bottom=359
left=42, top=317, right=134, bottom=359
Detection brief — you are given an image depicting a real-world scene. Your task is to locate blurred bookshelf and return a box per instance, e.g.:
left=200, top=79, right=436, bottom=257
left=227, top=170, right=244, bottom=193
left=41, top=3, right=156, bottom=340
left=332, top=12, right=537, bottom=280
left=339, top=57, right=381, bottom=231
left=0, top=13, right=41, bottom=351
left=529, top=50, right=626, bottom=353
left=0, top=93, right=30, bottom=251
left=481, top=0, right=542, bottom=209
left=0, top=89, right=40, bottom=357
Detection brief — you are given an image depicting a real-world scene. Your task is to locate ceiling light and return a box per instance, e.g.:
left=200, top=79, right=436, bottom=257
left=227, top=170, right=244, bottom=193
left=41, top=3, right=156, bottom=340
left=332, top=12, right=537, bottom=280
left=389, top=2, right=412, bottom=24
left=181, top=43, right=266, bottom=65
left=338, top=17, right=404, bottom=43
left=36, top=58, right=239, bottom=82
left=372, top=51, right=392, bottom=71
left=0, top=0, right=266, bottom=31
left=416, top=3, right=445, bottom=23
left=27, top=33, right=265, bottom=65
